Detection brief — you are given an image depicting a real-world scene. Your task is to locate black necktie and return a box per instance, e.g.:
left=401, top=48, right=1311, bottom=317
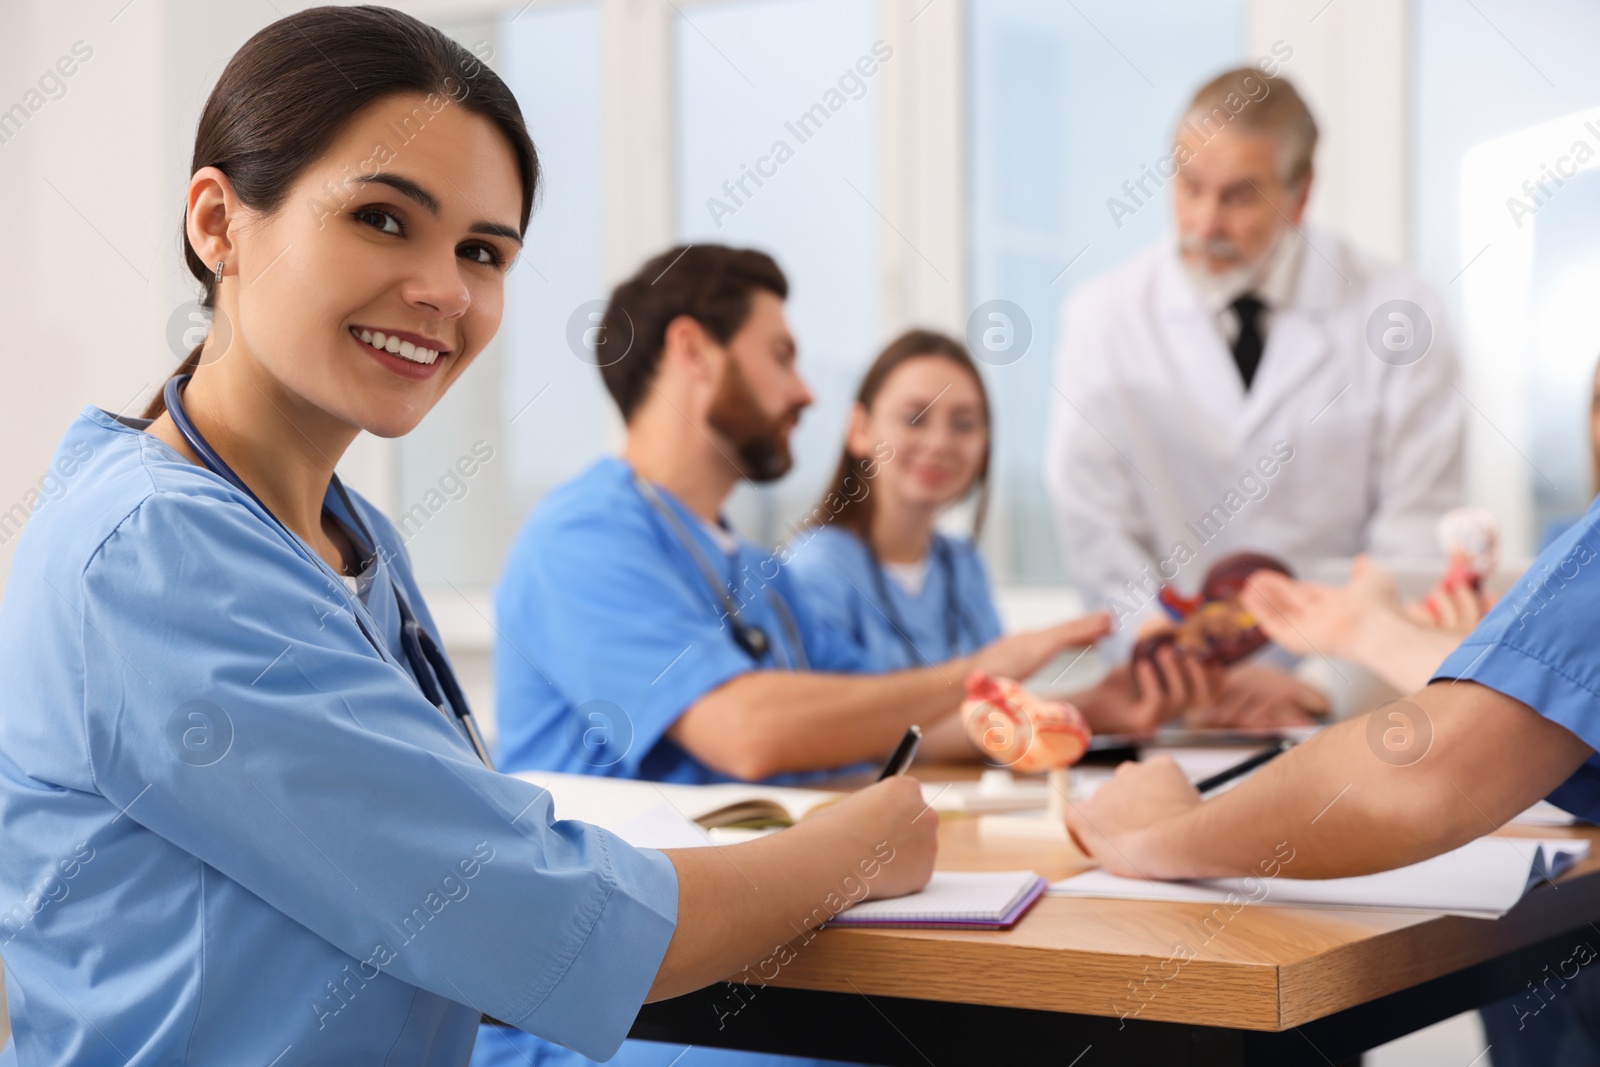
left=1229, top=293, right=1266, bottom=390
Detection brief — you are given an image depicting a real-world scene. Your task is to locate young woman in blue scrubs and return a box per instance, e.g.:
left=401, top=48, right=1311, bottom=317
left=788, top=331, right=1002, bottom=668
left=788, top=330, right=1220, bottom=734
left=0, top=9, right=934, bottom=1064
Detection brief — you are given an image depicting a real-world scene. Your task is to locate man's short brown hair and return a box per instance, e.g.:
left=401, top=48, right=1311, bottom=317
left=599, top=245, right=789, bottom=421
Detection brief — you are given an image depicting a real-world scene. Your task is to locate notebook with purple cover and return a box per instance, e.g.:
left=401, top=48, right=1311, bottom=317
left=829, top=870, right=1047, bottom=930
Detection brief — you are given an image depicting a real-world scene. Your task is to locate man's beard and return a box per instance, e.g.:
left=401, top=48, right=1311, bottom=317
left=706, top=358, right=801, bottom=483
left=1178, top=228, right=1280, bottom=302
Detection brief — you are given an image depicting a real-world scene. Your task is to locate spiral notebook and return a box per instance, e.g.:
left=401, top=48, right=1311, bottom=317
left=830, top=871, right=1048, bottom=929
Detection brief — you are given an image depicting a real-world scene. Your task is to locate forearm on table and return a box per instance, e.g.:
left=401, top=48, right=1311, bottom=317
left=672, top=666, right=967, bottom=779
left=1345, top=609, right=1463, bottom=693
left=916, top=712, right=980, bottom=762
left=646, top=814, right=898, bottom=1000
left=1129, top=681, right=1592, bottom=881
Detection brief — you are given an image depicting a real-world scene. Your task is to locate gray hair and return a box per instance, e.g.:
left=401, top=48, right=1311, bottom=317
left=1175, top=67, right=1318, bottom=189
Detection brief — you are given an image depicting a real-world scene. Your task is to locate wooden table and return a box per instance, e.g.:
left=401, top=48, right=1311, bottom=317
left=630, top=766, right=1600, bottom=1065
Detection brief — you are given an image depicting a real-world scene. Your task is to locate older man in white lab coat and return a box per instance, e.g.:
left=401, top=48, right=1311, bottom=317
left=1046, top=68, right=1463, bottom=723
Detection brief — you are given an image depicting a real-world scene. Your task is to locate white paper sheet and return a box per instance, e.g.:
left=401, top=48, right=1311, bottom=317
left=607, top=805, right=717, bottom=850
left=1049, top=837, right=1590, bottom=919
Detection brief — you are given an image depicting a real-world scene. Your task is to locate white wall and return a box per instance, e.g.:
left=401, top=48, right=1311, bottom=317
left=1, top=0, right=179, bottom=595
left=1249, top=0, right=1410, bottom=263
left=0, top=1, right=398, bottom=600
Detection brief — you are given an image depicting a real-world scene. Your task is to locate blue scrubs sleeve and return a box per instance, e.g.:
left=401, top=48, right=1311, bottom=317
left=77, top=491, right=677, bottom=1060
left=784, top=530, right=865, bottom=647
left=498, top=504, right=760, bottom=775
left=1434, top=517, right=1600, bottom=816
left=776, top=564, right=871, bottom=675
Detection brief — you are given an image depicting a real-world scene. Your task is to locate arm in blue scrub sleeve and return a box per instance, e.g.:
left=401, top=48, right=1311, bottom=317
left=55, top=478, right=674, bottom=1059
left=1434, top=507, right=1600, bottom=821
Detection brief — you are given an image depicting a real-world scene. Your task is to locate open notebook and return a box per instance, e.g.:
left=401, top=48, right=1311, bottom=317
left=513, top=770, right=841, bottom=831
left=607, top=807, right=1048, bottom=928
left=829, top=871, right=1048, bottom=929
left=516, top=773, right=1050, bottom=930
left=1050, top=836, right=1591, bottom=920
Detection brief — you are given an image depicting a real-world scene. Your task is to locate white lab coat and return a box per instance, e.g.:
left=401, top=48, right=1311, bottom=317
left=1044, top=230, right=1464, bottom=641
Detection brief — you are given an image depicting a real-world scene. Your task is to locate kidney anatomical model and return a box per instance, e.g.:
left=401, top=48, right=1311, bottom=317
left=1131, top=551, right=1294, bottom=670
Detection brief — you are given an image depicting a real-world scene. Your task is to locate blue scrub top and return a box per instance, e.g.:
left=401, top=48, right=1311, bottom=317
left=1435, top=495, right=1600, bottom=820
left=492, top=458, right=869, bottom=785
left=484, top=463, right=867, bottom=1067
left=0, top=408, right=678, bottom=1065
left=786, top=525, right=1002, bottom=672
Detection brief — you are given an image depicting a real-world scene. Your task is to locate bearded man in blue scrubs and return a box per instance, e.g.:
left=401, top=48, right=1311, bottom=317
left=491, top=245, right=1128, bottom=791
left=488, top=244, right=1251, bottom=801
left=473, top=246, right=1130, bottom=1067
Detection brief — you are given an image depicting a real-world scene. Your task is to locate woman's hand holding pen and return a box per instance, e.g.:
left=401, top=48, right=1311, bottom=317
left=652, top=774, right=937, bottom=1000
left=967, top=612, right=1112, bottom=683
left=800, top=775, right=939, bottom=900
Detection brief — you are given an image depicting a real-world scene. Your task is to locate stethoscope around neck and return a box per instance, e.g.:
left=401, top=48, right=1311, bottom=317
left=866, top=535, right=979, bottom=668
left=161, top=375, right=494, bottom=769
left=633, top=475, right=809, bottom=670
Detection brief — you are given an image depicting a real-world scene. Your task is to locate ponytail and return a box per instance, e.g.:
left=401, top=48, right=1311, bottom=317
left=140, top=347, right=204, bottom=419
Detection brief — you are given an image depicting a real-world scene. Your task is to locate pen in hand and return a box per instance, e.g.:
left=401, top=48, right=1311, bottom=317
left=877, top=725, right=923, bottom=781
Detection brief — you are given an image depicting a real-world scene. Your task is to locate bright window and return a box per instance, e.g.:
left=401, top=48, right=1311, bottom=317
left=967, top=0, right=1245, bottom=581
left=399, top=3, right=606, bottom=589
left=673, top=0, right=883, bottom=543
left=1414, top=0, right=1600, bottom=554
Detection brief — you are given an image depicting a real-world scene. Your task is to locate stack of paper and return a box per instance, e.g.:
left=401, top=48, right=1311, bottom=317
left=1050, top=836, right=1590, bottom=919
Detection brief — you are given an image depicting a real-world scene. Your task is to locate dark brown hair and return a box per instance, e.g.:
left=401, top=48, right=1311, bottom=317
left=813, top=329, right=992, bottom=540
left=599, top=244, right=788, bottom=421
left=142, top=5, right=539, bottom=419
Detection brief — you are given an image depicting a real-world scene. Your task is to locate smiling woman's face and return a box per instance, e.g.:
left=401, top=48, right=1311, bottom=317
left=848, top=354, right=989, bottom=513
left=200, top=91, right=523, bottom=438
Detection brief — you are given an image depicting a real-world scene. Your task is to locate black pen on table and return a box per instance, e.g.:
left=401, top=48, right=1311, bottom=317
left=877, top=725, right=923, bottom=781
left=1193, top=738, right=1296, bottom=796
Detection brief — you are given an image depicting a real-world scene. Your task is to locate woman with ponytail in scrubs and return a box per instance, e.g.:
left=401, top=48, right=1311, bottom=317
left=0, top=9, right=934, bottom=1064
left=787, top=330, right=1233, bottom=735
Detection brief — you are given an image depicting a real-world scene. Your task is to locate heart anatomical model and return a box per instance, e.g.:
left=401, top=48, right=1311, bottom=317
left=961, top=670, right=1091, bottom=773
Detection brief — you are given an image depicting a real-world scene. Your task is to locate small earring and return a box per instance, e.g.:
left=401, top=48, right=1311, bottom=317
left=214, top=259, right=224, bottom=283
